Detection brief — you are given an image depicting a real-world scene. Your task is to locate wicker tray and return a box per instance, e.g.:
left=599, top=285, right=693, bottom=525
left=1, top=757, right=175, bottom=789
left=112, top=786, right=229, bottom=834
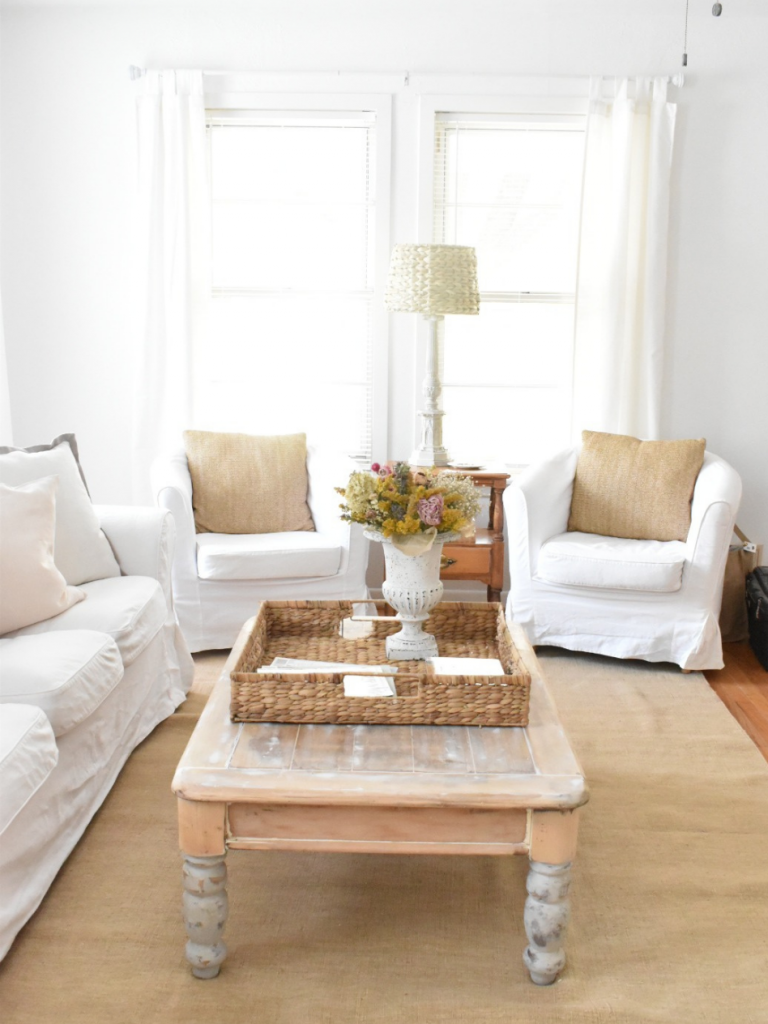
left=230, top=600, right=531, bottom=727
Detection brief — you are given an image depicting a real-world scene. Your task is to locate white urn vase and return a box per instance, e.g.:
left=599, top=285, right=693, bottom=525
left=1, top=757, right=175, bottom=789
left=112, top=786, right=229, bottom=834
left=365, top=530, right=458, bottom=660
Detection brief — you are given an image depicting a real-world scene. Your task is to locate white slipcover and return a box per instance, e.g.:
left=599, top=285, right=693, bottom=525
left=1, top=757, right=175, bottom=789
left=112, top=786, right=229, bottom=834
left=8, top=576, right=167, bottom=667
left=152, top=444, right=370, bottom=651
left=0, top=632, right=123, bottom=737
left=0, top=506, right=193, bottom=961
left=504, top=448, right=741, bottom=671
left=0, top=705, right=58, bottom=835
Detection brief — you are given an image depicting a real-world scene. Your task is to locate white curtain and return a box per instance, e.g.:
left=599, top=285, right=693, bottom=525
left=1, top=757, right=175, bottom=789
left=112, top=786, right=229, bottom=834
left=572, top=77, right=676, bottom=441
left=0, top=291, right=12, bottom=446
left=132, top=70, right=210, bottom=501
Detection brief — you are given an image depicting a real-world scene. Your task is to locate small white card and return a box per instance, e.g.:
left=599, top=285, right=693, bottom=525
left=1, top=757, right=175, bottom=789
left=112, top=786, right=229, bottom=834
left=343, top=675, right=398, bottom=698
left=429, top=657, right=506, bottom=676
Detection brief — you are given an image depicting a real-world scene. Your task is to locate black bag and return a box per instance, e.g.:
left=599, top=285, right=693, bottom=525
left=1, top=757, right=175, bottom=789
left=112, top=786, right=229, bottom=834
left=745, top=567, right=768, bottom=671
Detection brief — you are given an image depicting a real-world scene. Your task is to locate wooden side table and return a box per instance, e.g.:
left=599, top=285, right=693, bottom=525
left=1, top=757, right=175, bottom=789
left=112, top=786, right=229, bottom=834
left=440, top=469, right=510, bottom=602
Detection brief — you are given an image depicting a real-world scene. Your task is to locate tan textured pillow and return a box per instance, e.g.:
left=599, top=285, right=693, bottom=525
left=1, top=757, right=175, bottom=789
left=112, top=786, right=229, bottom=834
left=183, top=431, right=315, bottom=535
left=0, top=476, right=85, bottom=634
left=568, top=431, right=706, bottom=542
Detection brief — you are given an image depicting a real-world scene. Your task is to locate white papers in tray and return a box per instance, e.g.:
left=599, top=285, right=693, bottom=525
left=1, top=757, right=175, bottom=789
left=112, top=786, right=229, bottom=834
left=342, top=675, right=397, bottom=698
left=429, top=657, right=506, bottom=676
left=258, top=657, right=398, bottom=675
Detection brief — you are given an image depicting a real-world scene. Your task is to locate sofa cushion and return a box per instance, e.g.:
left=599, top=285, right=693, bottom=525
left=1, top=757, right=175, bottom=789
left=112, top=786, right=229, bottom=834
left=568, top=430, right=706, bottom=542
left=6, top=577, right=166, bottom=668
left=0, top=704, right=58, bottom=836
left=196, top=532, right=342, bottom=581
left=183, top=430, right=315, bottom=535
left=0, top=476, right=85, bottom=634
left=0, top=435, right=120, bottom=585
left=536, top=532, right=686, bottom=593
left=0, top=632, right=123, bottom=738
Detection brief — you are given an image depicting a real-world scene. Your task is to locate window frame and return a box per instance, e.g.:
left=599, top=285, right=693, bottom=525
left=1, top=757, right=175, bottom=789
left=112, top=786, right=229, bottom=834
left=417, top=95, right=587, bottom=465
left=201, top=90, right=392, bottom=463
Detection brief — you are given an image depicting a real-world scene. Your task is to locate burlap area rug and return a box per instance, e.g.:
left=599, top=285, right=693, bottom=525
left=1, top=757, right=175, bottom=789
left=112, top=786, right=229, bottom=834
left=2, top=650, right=767, bottom=1024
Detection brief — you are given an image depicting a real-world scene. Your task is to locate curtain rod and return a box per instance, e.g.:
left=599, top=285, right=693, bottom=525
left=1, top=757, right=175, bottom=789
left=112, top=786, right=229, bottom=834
left=128, top=66, right=685, bottom=88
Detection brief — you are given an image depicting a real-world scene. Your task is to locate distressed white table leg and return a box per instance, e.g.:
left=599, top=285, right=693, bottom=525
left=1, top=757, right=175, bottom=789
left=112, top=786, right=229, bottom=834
left=182, top=854, right=228, bottom=979
left=178, top=798, right=228, bottom=979
left=523, top=808, right=580, bottom=985
left=523, top=859, right=571, bottom=985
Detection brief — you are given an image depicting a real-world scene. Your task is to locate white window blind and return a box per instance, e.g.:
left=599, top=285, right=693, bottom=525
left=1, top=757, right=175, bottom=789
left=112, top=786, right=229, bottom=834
left=198, top=111, right=377, bottom=460
left=433, top=112, right=585, bottom=465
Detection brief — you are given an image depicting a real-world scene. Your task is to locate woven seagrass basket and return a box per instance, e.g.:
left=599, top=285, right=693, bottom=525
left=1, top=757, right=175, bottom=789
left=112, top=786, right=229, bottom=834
left=230, top=600, right=531, bottom=727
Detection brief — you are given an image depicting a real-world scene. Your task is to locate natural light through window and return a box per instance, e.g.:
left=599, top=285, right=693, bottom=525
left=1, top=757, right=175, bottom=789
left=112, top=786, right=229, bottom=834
left=433, top=113, right=585, bottom=466
left=199, top=112, right=377, bottom=460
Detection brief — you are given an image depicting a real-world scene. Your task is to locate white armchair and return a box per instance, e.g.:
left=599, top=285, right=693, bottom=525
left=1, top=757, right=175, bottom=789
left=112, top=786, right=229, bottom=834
left=151, top=445, right=370, bottom=652
left=504, top=448, right=742, bottom=671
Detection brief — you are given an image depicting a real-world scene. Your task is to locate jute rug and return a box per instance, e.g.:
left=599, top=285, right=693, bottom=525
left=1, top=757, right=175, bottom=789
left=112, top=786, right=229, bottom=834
left=2, top=650, right=767, bottom=1024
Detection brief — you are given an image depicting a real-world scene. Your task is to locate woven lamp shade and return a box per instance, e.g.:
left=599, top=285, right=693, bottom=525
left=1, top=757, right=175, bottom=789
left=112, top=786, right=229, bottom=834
left=385, top=244, right=480, bottom=316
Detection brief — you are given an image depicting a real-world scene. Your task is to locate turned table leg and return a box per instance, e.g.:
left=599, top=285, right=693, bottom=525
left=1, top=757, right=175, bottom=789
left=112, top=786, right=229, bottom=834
left=183, top=854, right=228, bottom=978
left=523, top=860, right=571, bottom=985
left=178, top=798, right=228, bottom=978
left=523, top=808, right=580, bottom=985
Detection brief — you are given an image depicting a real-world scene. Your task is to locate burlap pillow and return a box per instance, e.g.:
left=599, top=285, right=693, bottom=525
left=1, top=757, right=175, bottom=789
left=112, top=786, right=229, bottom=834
left=183, top=431, right=315, bottom=535
left=568, top=431, right=706, bottom=542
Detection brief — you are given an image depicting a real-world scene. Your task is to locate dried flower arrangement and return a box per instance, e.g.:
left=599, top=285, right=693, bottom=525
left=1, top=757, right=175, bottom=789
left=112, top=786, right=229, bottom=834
left=337, top=462, right=481, bottom=550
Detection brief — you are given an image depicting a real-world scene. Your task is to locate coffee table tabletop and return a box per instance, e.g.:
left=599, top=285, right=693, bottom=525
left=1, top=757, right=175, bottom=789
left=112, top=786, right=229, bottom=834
left=173, top=618, right=588, bottom=985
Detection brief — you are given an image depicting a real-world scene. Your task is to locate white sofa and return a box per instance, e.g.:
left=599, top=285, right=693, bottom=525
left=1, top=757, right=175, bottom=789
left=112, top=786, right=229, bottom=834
left=152, top=445, right=370, bottom=652
left=504, top=448, right=742, bottom=671
left=0, top=505, right=193, bottom=960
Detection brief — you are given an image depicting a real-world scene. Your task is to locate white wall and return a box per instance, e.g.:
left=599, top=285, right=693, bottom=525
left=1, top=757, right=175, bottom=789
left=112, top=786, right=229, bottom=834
left=1, top=0, right=766, bottom=543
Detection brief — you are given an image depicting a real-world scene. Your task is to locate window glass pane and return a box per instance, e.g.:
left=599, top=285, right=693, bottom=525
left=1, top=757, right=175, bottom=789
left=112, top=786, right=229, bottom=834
left=442, top=386, right=571, bottom=466
left=212, top=203, right=370, bottom=290
left=197, top=296, right=371, bottom=455
left=212, top=125, right=370, bottom=205
left=204, top=115, right=376, bottom=461
left=436, top=127, right=584, bottom=293
left=443, top=303, right=574, bottom=388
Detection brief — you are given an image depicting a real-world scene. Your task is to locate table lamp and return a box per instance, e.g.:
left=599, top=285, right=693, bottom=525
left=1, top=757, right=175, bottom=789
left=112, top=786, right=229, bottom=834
left=385, top=243, right=479, bottom=467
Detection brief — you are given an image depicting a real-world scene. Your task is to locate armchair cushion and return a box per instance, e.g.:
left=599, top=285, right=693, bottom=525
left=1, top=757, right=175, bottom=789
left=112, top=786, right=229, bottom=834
left=196, top=532, right=342, bottom=581
left=568, top=431, right=706, bottom=542
left=7, top=577, right=166, bottom=668
left=183, top=430, right=315, bottom=535
left=536, top=532, right=686, bottom=592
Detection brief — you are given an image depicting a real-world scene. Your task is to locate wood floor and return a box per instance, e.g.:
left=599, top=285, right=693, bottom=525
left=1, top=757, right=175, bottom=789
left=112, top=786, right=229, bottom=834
left=706, top=642, right=768, bottom=763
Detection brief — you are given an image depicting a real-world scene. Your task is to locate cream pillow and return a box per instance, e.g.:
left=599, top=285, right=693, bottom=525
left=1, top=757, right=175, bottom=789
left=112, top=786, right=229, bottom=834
left=0, top=436, right=120, bottom=586
left=183, top=431, right=315, bottom=535
left=0, top=477, right=85, bottom=634
left=568, top=430, right=706, bottom=542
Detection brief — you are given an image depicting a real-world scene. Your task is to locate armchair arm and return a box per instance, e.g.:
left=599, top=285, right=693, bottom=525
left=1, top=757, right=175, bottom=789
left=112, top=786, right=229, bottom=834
left=683, top=452, right=742, bottom=604
left=306, top=447, right=369, bottom=591
left=94, top=505, right=176, bottom=605
left=150, top=451, right=198, bottom=581
left=503, top=447, right=579, bottom=625
left=306, top=446, right=353, bottom=538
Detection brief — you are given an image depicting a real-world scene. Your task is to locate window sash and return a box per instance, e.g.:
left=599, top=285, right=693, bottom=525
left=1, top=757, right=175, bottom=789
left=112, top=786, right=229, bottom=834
left=201, top=107, right=387, bottom=462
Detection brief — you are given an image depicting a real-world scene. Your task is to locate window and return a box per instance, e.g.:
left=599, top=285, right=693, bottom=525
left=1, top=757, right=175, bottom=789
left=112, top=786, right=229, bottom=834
left=431, top=112, right=585, bottom=465
left=198, top=110, right=380, bottom=461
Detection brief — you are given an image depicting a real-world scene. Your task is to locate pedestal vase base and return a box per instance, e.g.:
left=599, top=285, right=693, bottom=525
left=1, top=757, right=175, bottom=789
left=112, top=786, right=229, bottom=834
left=385, top=630, right=438, bottom=661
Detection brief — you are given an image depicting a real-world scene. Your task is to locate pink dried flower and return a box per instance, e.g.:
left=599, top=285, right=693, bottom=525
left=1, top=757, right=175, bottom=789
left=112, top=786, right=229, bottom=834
left=378, top=465, right=394, bottom=477
left=417, top=494, right=444, bottom=527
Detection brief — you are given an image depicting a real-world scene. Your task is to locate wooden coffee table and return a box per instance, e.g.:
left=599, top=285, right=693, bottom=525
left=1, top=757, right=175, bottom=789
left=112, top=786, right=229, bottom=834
left=172, top=621, right=588, bottom=985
